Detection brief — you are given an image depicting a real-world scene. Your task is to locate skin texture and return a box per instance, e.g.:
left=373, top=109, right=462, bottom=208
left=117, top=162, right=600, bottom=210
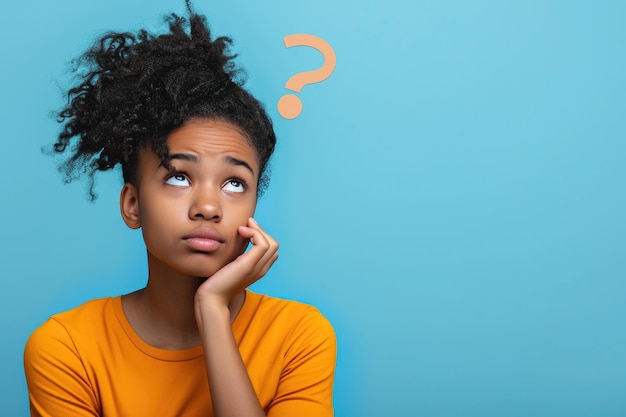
left=119, top=118, right=279, bottom=416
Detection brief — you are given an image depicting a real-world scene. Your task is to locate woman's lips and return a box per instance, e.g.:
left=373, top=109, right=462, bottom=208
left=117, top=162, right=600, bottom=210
left=185, top=237, right=222, bottom=252
left=183, top=228, right=224, bottom=252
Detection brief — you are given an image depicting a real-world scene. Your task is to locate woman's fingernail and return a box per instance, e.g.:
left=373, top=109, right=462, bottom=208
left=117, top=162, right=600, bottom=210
left=250, top=217, right=258, bottom=225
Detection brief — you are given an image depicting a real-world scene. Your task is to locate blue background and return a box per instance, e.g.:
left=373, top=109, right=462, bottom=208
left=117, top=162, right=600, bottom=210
left=2, top=1, right=625, bottom=416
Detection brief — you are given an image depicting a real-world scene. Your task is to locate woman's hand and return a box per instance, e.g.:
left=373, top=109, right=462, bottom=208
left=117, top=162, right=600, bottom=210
left=195, top=217, right=279, bottom=310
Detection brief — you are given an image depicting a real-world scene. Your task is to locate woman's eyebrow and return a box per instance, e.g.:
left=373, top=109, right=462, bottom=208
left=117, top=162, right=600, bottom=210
left=168, top=153, right=198, bottom=162
left=165, top=153, right=254, bottom=175
left=157, top=153, right=197, bottom=171
left=224, top=155, right=255, bottom=176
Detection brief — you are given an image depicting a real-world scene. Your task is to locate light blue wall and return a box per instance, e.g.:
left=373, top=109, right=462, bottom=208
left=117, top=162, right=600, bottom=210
left=2, top=1, right=625, bottom=416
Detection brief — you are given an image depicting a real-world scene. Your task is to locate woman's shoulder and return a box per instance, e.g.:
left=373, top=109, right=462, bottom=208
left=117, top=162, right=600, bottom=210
left=44, top=297, right=116, bottom=329
left=26, top=297, right=120, bottom=353
left=244, top=290, right=328, bottom=320
left=237, top=291, right=337, bottom=403
left=238, top=291, right=336, bottom=344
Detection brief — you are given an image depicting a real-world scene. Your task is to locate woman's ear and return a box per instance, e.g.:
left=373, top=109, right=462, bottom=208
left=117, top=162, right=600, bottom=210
left=120, top=183, right=141, bottom=229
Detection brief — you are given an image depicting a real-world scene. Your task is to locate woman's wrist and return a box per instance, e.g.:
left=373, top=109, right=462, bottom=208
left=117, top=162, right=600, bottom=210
left=194, top=295, right=231, bottom=327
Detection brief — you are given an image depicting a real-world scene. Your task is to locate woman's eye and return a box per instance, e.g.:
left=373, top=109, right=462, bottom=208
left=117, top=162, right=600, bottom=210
left=223, top=179, right=245, bottom=193
left=165, top=174, right=190, bottom=187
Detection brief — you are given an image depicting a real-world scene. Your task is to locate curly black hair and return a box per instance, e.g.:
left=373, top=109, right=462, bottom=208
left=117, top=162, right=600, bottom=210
left=51, top=1, right=276, bottom=200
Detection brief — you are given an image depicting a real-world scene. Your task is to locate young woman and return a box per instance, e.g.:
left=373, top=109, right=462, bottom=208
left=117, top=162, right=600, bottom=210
left=23, top=4, right=336, bottom=416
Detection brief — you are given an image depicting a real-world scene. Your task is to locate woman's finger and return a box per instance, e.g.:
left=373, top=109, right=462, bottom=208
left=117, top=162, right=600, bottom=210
left=239, top=219, right=279, bottom=278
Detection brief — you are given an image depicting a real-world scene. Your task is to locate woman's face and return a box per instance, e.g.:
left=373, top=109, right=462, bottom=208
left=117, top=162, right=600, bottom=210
left=122, top=119, right=260, bottom=278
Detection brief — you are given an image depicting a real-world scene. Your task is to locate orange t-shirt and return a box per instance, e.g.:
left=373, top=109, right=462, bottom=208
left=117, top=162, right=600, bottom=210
left=24, top=291, right=336, bottom=417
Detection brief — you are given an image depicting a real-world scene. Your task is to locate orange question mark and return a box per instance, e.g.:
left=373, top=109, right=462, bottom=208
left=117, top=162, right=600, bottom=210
left=278, top=34, right=337, bottom=119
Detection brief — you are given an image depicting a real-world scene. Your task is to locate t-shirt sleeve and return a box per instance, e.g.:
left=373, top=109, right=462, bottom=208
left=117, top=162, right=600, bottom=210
left=24, top=318, right=100, bottom=417
left=267, top=307, right=337, bottom=417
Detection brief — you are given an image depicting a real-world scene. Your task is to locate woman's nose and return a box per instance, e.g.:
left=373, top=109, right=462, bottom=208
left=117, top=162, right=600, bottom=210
left=189, top=188, right=222, bottom=221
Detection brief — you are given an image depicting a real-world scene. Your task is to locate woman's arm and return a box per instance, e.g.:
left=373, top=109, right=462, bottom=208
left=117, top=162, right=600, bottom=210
left=24, top=320, right=100, bottom=417
left=266, top=308, right=336, bottom=416
left=194, top=217, right=279, bottom=417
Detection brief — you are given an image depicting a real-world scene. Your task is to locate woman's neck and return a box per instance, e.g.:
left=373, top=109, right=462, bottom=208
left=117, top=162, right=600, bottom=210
left=121, top=252, right=245, bottom=350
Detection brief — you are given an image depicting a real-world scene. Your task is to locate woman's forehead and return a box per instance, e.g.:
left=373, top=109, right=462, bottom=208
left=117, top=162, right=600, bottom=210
left=167, top=120, right=258, bottom=165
